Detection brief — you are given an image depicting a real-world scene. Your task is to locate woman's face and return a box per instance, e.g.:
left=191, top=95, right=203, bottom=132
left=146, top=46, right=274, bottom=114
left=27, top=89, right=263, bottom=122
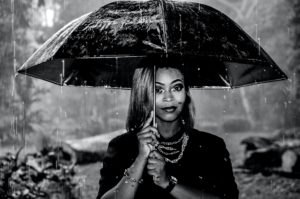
left=155, top=67, right=186, bottom=123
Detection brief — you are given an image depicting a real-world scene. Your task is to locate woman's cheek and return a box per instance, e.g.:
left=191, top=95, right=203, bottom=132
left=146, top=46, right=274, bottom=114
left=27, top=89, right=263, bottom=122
left=155, top=94, right=164, bottom=105
left=175, top=92, right=186, bottom=104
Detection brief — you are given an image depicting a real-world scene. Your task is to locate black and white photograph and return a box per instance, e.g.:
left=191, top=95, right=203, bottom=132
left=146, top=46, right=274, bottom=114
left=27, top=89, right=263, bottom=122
left=0, top=0, right=299, bottom=199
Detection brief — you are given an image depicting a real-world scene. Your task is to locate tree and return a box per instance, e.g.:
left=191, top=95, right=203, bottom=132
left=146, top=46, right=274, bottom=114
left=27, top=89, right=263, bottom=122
left=212, top=0, right=294, bottom=130
left=285, top=0, right=300, bottom=127
left=0, top=1, right=47, bottom=144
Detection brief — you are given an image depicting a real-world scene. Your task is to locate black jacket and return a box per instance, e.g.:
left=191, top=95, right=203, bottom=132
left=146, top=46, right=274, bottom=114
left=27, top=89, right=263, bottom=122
left=97, top=129, right=239, bottom=199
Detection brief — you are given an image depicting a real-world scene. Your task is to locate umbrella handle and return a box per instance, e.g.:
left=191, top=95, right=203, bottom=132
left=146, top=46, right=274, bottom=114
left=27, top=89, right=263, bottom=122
left=153, top=65, right=156, bottom=127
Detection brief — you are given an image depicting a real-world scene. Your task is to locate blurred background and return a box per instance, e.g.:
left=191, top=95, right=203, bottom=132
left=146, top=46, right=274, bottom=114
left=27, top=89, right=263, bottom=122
left=1, top=0, right=300, bottom=199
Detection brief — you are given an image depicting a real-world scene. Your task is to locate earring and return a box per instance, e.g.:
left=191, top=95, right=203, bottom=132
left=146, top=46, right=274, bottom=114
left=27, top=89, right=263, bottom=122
left=181, top=119, right=185, bottom=125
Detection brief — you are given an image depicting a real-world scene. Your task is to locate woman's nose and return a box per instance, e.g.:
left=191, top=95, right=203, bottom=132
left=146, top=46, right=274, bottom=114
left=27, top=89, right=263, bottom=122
left=163, top=91, right=173, bottom=101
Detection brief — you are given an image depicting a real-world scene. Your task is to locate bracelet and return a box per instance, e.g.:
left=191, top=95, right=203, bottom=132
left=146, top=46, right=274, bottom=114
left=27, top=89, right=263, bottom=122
left=165, top=176, right=178, bottom=193
left=123, top=169, right=143, bottom=184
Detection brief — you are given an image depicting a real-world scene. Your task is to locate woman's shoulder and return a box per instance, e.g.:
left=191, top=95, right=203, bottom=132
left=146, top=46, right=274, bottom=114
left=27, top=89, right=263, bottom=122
left=189, top=128, right=225, bottom=146
left=108, top=131, right=137, bottom=148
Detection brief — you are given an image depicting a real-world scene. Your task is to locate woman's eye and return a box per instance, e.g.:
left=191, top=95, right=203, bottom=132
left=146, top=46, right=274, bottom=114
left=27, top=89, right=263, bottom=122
left=172, top=84, right=183, bottom=92
left=155, top=87, right=164, bottom=94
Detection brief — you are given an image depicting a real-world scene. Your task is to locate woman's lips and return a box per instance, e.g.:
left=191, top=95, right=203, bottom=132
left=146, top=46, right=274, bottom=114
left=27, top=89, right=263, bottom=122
left=161, top=106, right=177, bottom=113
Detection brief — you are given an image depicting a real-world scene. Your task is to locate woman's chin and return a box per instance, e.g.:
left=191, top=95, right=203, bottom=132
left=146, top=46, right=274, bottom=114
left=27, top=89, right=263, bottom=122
left=156, top=114, right=180, bottom=123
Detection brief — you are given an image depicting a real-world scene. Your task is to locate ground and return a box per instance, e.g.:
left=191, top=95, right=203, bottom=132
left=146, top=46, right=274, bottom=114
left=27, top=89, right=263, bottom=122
left=2, top=131, right=300, bottom=199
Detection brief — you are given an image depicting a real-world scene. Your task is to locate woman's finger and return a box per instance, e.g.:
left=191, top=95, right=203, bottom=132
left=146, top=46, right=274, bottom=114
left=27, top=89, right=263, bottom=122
left=147, top=127, right=160, bottom=138
left=138, top=126, right=159, bottom=137
left=148, top=157, right=164, bottom=165
left=138, top=137, right=154, bottom=145
left=143, top=126, right=159, bottom=137
left=147, top=169, right=158, bottom=177
left=149, top=151, right=164, bottom=161
left=137, top=121, right=160, bottom=139
left=147, top=143, right=154, bottom=151
left=147, top=157, right=163, bottom=164
left=146, top=163, right=157, bottom=170
left=137, top=131, right=157, bottom=142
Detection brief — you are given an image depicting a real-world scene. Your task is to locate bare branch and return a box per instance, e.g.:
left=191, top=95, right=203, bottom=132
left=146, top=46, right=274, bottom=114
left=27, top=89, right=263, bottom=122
left=214, top=0, right=243, bottom=21
left=245, top=1, right=257, bottom=19
left=241, top=0, right=249, bottom=12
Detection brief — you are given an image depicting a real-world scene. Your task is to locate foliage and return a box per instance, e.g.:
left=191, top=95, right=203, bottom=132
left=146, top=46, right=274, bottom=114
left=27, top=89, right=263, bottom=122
left=0, top=145, right=80, bottom=199
left=283, top=0, right=300, bottom=127
left=289, top=0, right=300, bottom=71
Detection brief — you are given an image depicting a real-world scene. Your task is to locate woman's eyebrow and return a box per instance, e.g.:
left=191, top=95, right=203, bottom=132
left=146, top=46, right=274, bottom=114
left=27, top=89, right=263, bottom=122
left=155, top=79, right=183, bottom=85
left=171, top=79, right=184, bottom=85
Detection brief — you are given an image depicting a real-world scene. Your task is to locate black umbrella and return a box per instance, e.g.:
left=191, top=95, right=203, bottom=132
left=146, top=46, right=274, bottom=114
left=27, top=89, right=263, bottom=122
left=17, top=0, right=288, bottom=123
left=17, top=0, right=287, bottom=88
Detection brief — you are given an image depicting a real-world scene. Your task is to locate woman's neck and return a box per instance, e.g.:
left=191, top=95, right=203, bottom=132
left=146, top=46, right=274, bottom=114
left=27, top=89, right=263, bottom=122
left=156, top=119, right=181, bottom=139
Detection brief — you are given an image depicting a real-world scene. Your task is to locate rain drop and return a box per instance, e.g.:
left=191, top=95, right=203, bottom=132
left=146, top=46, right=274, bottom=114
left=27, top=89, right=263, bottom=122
left=257, top=37, right=261, bottom=55
left=60, top=77, right=64, bottom=94
left=255, top=24, right=258, bottom=41
left=114, top=188, right=119, bottom=197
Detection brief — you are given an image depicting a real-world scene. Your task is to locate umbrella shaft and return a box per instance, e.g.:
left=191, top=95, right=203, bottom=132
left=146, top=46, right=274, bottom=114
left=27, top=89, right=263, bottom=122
left=153, top=65, right=156, bottom=127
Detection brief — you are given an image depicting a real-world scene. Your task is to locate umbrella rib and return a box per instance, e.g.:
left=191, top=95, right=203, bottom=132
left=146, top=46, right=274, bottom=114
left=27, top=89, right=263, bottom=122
left=218, top=74, right=231, bottom=88
left=159, top=0, right=168, bottom=54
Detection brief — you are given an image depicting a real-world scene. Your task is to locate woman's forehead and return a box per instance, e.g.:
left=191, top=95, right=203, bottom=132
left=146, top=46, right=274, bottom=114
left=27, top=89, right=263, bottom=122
left=156, top=67, right=184, bottom=83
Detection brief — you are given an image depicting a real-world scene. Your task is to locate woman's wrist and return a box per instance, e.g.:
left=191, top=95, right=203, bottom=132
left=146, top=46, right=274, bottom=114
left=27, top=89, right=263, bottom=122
left=121, top=156, right=147, bottom=187
left=136, top=153, right=150, bottom=162
left=164, top=176, right=178, bottom=192
left=123, top=169, right=144, bottom=184
left=158, top=178, right=170, bottom=189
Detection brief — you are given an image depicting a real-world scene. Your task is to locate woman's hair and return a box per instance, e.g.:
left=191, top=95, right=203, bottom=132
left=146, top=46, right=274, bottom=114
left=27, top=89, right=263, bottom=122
left=126, top=64, right=195, bottom=132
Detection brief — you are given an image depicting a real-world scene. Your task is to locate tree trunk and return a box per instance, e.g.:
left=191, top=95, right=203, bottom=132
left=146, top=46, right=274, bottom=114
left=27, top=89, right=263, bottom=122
left=240, top=88, right=255, bottom=128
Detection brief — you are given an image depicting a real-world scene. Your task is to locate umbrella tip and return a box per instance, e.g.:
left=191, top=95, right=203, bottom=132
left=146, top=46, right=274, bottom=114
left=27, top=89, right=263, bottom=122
left=14, top=72, right=20, bottom=78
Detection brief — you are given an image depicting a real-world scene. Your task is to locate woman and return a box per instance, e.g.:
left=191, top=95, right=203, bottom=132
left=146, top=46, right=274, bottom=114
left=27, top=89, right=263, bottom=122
left=96, top=64, right=239, bottom=199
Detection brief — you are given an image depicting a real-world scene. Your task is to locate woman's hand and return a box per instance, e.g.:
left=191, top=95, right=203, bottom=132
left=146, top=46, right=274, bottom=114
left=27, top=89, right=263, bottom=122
left=137, top=111, right=160, bottom=159
left=147, top=150, right=169, bottom=188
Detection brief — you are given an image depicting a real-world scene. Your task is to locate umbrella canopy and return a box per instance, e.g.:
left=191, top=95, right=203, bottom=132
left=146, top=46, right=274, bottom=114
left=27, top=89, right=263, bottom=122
left=17, top=0, right=287, bottom=89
